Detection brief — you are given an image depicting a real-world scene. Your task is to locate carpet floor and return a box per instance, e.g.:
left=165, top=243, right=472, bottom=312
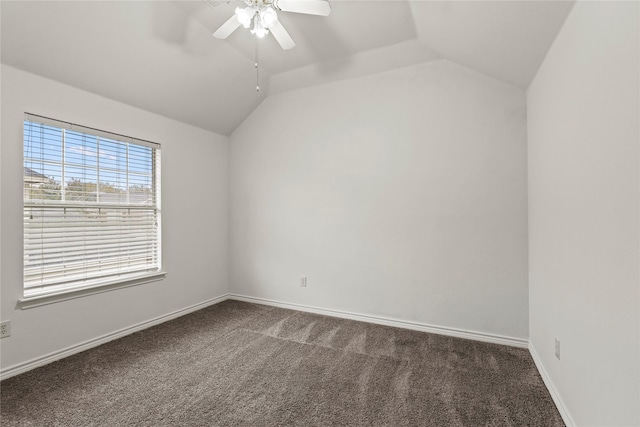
left=1, top=300, right=564, bottom=426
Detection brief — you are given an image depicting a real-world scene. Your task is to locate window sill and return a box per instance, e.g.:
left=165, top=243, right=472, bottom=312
left=18, top=271, right=167, bottom=310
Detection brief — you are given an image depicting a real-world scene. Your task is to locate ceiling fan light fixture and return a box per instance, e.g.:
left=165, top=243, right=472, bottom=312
left=250, top=18, right=268, bottom=38
left=214, top=0, right=329, bottom=50
left=235, top=6, right=254, bottom=29
left=260, top=7, right=278, bottom=29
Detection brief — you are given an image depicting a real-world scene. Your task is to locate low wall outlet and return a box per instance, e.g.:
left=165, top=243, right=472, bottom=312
left=554, top=338, right=560, bottom=360
left=300, top=277, right=307, bottom=287
left=0, top=320, right=11, bottom=338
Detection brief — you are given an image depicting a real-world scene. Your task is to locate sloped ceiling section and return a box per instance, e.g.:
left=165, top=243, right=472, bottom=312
left=0, top=1, right=574, bottom=136
left=409, top=1, right=576, bottom=88
left=1, top=1, right=266, bottom=136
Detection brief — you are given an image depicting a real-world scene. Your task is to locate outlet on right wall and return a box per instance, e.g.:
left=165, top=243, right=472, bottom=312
left=527, top=1, right=639, bottom=426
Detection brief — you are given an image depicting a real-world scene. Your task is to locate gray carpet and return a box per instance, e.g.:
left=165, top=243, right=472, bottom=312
left=1, top=300, right=564, bottom=426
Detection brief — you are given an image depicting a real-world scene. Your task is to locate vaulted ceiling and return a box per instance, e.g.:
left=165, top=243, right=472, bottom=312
left=1, top=1, right=574, bottom=136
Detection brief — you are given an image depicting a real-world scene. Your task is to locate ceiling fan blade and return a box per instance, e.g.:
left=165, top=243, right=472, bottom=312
left=213, top=15, right=241, bottom=39
left=274, top=0, right=331, bottom=16
left=269, top=21, right=295, bottom=50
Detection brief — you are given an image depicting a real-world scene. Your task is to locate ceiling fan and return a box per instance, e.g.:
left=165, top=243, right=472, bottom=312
left=212, top=0, right=331, bottom=50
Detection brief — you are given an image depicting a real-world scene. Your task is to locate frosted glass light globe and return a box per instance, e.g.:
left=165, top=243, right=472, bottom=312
left=260, top=7, right=278, bottom=29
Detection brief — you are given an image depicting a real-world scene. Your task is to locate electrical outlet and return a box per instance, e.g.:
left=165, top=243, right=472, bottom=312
left=300, top=276, right=307, bottom=287
left=0, top=320, right=11, bottom=339
left=554, top=338, right=560, bottom=360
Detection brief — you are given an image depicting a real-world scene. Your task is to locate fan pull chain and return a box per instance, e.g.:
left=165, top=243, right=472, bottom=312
left=255, top=38, right=260, bottom=92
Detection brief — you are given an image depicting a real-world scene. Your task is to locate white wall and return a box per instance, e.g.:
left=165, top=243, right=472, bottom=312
left=528, top=1, right=640, bottom=425
left=230, top=59, right=529, bottom=340
left=0, top=66, right=229, bottom=371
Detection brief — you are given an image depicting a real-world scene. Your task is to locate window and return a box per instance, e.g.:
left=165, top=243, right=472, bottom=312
left=23, top=113, right=162, bottom=299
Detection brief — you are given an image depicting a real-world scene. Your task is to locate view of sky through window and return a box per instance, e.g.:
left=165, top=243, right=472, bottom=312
left=24, top=121, right=154, bottom=205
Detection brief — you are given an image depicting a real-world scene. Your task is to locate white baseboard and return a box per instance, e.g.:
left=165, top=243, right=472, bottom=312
left=228, top=294, right=529, bottom=349
left=528, top=342, right=576, bottom=427
left=0, top=293, right=231, bottom=381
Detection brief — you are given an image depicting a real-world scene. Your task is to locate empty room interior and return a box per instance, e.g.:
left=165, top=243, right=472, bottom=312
left=0, top=0, right=638, bottom=426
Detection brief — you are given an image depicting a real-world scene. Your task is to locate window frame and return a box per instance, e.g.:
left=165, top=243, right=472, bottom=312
left=20, top=113, right=165, bottom=308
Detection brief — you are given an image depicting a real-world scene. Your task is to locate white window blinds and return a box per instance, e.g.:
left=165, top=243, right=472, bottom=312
left=23, top=113, right=161, bottom=297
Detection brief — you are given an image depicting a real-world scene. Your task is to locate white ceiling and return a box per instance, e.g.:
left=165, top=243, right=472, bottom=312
left=1, top=1, right=575, bottom=136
